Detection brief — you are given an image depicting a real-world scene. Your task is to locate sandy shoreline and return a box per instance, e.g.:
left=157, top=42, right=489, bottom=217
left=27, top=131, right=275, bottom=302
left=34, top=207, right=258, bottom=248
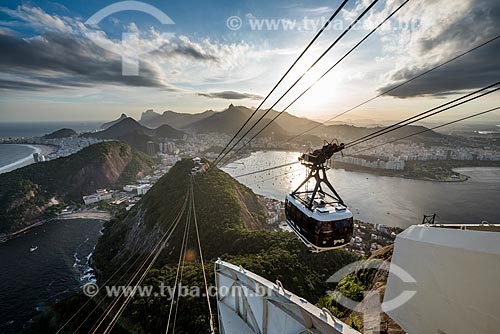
left=0, top=144, right=56, bottom=174
left=0, top=210, right=111, bottom=243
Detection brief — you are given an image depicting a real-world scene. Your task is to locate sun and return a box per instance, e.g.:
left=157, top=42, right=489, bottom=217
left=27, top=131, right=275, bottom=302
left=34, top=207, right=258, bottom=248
left=287, top=67, right=342, bottom=118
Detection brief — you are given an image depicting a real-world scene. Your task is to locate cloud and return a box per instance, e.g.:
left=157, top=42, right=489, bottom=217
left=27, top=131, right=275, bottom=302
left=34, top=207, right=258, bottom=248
left=377, top=0, right=500, bottom=98
left=298, top=6, right=335, bottom=15
left=0, top=5, right=257, bottom=92
left=378, top=45, right=500, bottom=98
left=0, top=5, right=178, bottom=91
left=152, top=35, right=252, bottom=67
left=154, top=35, right=220, bottom=62
left=0, top=4, right=73, bottom=33
left=198, top=90, right=263, bottom=100
left=0, top=31, right=176, bottom=91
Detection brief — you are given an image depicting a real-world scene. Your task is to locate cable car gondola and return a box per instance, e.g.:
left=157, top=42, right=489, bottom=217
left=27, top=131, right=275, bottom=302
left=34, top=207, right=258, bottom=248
left=285, top=141, right=353, bottom=253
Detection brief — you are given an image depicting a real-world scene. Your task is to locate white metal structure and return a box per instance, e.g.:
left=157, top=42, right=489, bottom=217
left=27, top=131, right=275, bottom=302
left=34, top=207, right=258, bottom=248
left=285, top=194, right=353, bottom=222
left=215, top=259, right=360, bottom=334
left=384, top=224, right=500, bottom=334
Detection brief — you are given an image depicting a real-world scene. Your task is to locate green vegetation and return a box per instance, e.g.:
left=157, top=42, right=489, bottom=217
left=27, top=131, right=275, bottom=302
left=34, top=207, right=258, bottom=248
left=331, top=260, right=380, bottom=303
left=43, top=128, right=77, bottom=139
left=0, top=141, right=153, bottom=234
left=404, top=159, right=500, bottom=181
left=28, top=159, right=358, bottom=333
left=314, top=249, right=396, bottom=331
left=348, top=314, right=363, bottom=331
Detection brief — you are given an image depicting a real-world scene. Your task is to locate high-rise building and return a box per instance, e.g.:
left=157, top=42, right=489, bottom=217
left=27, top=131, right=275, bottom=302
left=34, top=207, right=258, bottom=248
left=147, top=141, right=156, bottom=156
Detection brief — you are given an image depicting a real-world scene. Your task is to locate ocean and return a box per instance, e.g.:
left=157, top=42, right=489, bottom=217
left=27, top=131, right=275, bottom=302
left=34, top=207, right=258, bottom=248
left=0, top=144, right=36, bottom=170
left=0, top=121, right=101, bottom=173
left=0, top=218, right=104, bottom=334
left=0, top=121, right=101, bottom=139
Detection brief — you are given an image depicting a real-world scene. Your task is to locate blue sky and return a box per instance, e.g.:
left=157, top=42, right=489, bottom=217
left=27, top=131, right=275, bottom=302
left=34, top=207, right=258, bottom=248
left=0, top=0, right=499, bottom=123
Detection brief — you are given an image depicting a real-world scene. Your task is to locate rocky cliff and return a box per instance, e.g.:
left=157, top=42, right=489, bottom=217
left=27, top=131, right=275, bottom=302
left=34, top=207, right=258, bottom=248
left=0, top=141, right=153, bottom=235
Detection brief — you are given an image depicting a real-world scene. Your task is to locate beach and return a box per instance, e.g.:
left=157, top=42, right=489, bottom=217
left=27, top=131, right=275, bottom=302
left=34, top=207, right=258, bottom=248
left=0, top=209, right=111, bottom=243
left=0, top=144, right=55, bottom=174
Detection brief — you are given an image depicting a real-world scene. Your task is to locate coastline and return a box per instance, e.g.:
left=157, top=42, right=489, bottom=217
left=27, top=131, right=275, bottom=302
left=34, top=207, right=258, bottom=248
left=332, top=161, right=470, bottom=183
left=0, top=144, right=56, bottom=174
left=0, top=210, right=111, bottom=243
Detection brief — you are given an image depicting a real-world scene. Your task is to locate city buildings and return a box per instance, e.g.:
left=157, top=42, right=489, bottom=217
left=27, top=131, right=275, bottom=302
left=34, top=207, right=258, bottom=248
left=339, top=156, right=405, bottom=170
left=146, top=141, right=156, bottom=156
left=82, top=189, right=113, bottom=205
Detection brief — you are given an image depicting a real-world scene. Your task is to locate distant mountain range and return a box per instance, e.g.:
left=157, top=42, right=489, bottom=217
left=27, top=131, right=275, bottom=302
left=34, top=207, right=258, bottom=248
left=85, top=104, right=444, bottom=155
left=85, top=117, right=185, bottom=153
left=135, top=104, right=443, bottom=144
left=140, top=109, right=216, bottom=129
left=139, top=104, right=317, bottom=137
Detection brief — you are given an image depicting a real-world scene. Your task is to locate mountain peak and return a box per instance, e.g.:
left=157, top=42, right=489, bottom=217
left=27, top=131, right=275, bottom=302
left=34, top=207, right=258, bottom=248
left=43, top=128, right=77, bottom=139
left=101, top=113, right=129, bottom=129
left=140, top=109, right=162, bottom=124
left=109, top=117, right=143, bottom=130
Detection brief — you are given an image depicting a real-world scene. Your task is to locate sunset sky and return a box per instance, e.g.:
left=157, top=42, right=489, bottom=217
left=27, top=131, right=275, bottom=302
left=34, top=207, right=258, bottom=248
left=0, top=0, right=499, bottom=124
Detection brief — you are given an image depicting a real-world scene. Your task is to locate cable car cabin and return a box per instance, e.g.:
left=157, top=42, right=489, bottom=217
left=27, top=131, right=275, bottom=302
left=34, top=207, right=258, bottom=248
left=285, top=192, right=353, bottom=252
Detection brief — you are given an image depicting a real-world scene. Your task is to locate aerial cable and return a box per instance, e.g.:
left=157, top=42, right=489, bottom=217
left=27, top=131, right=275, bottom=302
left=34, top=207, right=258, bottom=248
left=226, top=84, right=499, bottom=178
left=211, top=0, right=383, bottom=168
left=90, top=190, right=189, bottom=334
left=344, top=82, right=500, bottom=148
left=166, top=190, right=193, bottom=334
left=217, top=0, right=411, bottom=166
left=171, top=197, right=192, bottom=334
left=62, top=195, right=189, bottom=334
left=190, top=177, right=216, bottom=333
left=209, top=0, right=351, bottom=169
left=350, top=106, right=500, bottom=154
left=72, top=248, right=154, bottom=333
left=286, top=34, right=500, bottom=142
left=102, top=197, right=190, bottom=334
left=55, top=239, right=146, bottom=333
left=90, top=195, right=187, bottom=333
left=248, top=167, right=305, bottom=186
left=233, top=161, right=301, bottom=178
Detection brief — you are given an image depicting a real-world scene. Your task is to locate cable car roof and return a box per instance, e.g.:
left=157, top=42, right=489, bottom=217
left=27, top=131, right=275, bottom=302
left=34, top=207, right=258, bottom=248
left=286, top=194, right=353, bottom=222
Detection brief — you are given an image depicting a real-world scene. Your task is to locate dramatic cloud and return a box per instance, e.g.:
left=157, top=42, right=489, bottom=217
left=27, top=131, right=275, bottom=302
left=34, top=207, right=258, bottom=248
left=378, top=44, right=500, bottom=98
left=0, top=5, right=254, bottom=92
left=151, top=35, right=252, bottom=71
left=157, top=36, right=219, bottom=62
left=377, top=0, right=500, bottom=98
left=198, top=90, right=263, bottom=100
left=0, top=4, right=73, bottom=33
left=0, top=30, right=174, bottom=91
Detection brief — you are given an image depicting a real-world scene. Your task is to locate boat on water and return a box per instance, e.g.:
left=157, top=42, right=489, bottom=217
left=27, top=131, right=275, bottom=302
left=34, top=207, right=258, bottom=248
left=30, top=245, right=38, bottom=252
